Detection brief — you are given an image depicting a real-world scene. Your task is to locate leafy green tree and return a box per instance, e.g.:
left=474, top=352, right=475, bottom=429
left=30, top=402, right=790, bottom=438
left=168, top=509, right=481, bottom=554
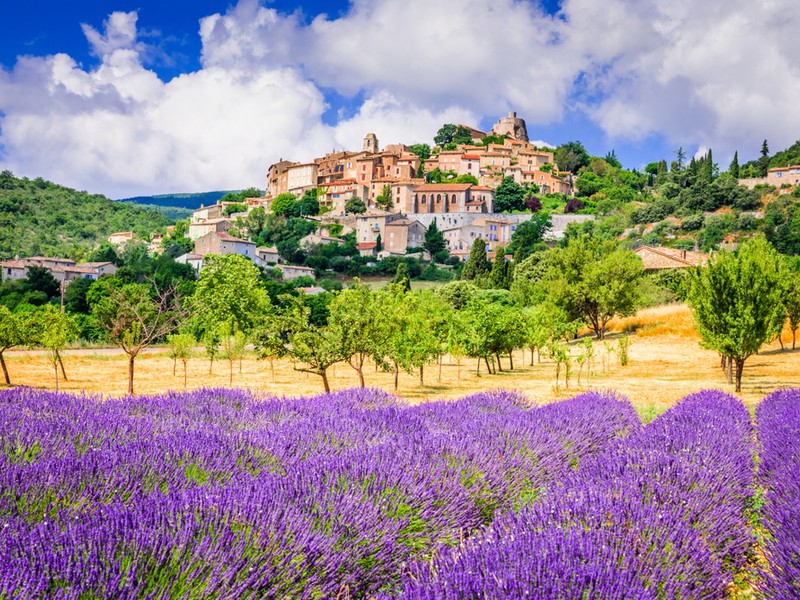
left=436, top=280, right=479, bottom=310
left=23, top=266, right=60, bottom=300
left=33, top=305, right=79, bottom=390
left=328, top=282, right=388, bottom=387
left=604, top=150, right=622, bottom=169
left=783, top=270, right=800, bottom=349
left=252, top=313, right=286, bottom=383
left=375, top=185, right=393, bottom=210
left=461, top=239, right=489, bottom=281
left=508, top=213, right=552, bottom=261
left=434, top=124, right=473, bottom=147
left=270, top=193, right=298, bottom=216
left=494, top=177, right=525, bottom=212
left=167, top=332, right=195, bottom=386
left=0, top=306, right=35, bottom=384
left=554, top=141, right=590, bottom=174
left=220, top=323, right=247, bottom=386
left=344, top=197, right=367, bottom=214
left=63, top=277, right=94, bottom=314
left=409, top=144, right=431, bottom=160
left=298, top=189, right=321, bottom=216
left=203, top=329, right=221, bottom=374
left=687, top=237, right=787, bottom=392
left=423, top=219, right=447, bottom=260
left=282, top=295, right=346, bottom=392
left=537, top=237, right=644, bottom=339
left=92, top=283, right=188, bottom=394
left=193, top=254, right=271, bottom=336
left=452, top=174, right=479, bottom=185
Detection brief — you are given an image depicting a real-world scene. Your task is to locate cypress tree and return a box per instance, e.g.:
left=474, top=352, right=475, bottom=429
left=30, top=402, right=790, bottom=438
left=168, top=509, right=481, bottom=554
left=729, top=151, right=739, bottom=179
left=392, top=262, right=412, bottom=292
left=489, top=245, right=510, bottom=289
left=462, top=238, right=489, bottom=281
left=759, top=139, right=770, bottom=177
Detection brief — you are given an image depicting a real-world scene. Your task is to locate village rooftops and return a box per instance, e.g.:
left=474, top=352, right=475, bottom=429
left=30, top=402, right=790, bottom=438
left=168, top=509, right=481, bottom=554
left=413, top=183, right=473, bottom=192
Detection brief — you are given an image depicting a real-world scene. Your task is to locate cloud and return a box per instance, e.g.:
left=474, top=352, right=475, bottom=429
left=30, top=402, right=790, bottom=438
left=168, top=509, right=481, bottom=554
left=2, top=0, right=800, bottom=196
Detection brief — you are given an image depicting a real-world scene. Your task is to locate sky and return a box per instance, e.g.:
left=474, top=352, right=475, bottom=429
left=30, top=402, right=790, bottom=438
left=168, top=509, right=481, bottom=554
left=1, top=0, right=799, bottom=199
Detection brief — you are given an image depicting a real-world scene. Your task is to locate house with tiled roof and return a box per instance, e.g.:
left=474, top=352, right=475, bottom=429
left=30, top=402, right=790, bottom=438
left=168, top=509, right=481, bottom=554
left=194, top=231, right=256, bottom=259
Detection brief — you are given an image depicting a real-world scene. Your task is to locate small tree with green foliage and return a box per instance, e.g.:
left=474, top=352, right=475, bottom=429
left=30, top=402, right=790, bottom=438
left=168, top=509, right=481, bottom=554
left=423, top=219, right=447, bottom=260
left=34, top=305, right=79, bottom=391
left=494, top=177, right=525, bottom=212
left=167, top=332, right=195, bottom=388
left=344, top=197, right=367, bottom=214
left=392, top=263, right=412, bottom=292
left=270, top=193, right=298, bottom=216
left=0, top=306, right=34, bottom=385
left=687, top=237, right=787, bottom=392
left=375, top=185, right=393, bottom=210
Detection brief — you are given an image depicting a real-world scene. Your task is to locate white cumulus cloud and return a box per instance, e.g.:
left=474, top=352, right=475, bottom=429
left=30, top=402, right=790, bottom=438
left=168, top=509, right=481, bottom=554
left=1, top=0, right=800, bottom=196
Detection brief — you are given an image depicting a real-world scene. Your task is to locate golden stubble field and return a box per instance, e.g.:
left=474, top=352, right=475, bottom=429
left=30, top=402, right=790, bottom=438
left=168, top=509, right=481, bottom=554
left=4, top=304, right=800, bottom=418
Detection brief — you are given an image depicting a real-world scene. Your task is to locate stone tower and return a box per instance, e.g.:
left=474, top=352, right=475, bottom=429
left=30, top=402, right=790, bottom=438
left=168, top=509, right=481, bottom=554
left=490, top=111, right=529, bottom=142
left=363, top=133, right=379, bottom=154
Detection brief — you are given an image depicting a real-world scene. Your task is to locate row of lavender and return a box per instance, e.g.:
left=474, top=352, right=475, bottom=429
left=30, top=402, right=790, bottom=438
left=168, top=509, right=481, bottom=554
left=0, top=387, right=639, bottom=598
left=390, top=390, right=756, bottom=598
left=757, top=389, right=800, bottom=598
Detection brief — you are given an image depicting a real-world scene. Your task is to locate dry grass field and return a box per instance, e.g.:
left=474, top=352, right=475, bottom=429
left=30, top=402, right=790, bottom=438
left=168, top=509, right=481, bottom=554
left=4, top=303, right=800, bottom=419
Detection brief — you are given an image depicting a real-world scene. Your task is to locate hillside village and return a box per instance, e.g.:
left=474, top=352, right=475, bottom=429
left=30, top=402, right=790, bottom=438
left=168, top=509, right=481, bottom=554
left=3, top=112, right=800, bottom=289
left=165, top=112, right=593, bottom=278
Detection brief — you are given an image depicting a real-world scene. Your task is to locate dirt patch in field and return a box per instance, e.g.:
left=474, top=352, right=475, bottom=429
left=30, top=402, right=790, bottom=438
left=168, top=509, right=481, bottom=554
left=4, top=304, right=800, bottom=417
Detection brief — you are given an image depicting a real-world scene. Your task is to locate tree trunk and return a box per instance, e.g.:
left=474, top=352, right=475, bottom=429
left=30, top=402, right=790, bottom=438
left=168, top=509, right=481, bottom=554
left=393, top=361, right=399, bottom=391
left=495, top=353, right=503, bottom=372
left=54, top=361, right=59, bottom=392
left=173, top=358, right=177, bottom=376
left=419, top=364, right=424, bottom=386
left=727, top=357, right=733, bottom=385
left=57, top=352, right=67, bottom=381
left=0, top=351, right=9, bottom=385
left=734, top=358, right=745, bottom=393
left=128, top=354, right=135, bottom=395
left=530, top=347, right=535, bottom=367
left=438, top=355, right=443, bottom=382
left=357, top=367, right=365, bottom=388
left=321, top=369, right=331, bottom=393
left=793, top=329, right=797, bottom=350
left=484, top=356, right=493, bottom=374
left=209, top=357, right=214, bottom=375
left=508, top=350, right=514, bottom=370
left=476, top=356, right=481, bottom=375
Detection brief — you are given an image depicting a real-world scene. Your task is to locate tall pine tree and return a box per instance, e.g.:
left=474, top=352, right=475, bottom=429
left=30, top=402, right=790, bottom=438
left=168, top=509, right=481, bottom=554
left=729, top=151, right=739, bottom=179
left=759, top=139, right=770, bottom=177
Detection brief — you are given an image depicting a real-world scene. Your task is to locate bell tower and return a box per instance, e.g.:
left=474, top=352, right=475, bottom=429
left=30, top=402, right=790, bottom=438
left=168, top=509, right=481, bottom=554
left=363, top=133, right=379, bottom=154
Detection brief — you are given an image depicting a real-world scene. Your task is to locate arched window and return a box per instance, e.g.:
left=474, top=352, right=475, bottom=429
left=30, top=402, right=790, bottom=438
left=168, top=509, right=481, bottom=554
left=437, top=194, right=442, bottom=202
left=421, top=195, right=427, bottom=204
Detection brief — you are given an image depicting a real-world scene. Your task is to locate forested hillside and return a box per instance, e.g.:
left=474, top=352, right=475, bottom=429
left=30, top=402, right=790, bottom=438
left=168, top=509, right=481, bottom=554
left=0, top=171, right=170, bottom=260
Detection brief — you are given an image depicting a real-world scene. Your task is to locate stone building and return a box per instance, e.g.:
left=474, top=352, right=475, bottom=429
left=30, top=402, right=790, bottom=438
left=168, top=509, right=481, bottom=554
left=491, top=111, right=529, bottom=142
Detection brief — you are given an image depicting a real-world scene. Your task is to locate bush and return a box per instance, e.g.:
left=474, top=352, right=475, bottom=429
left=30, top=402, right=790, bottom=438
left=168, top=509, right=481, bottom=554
left=564, top=199, right=585, bottom=214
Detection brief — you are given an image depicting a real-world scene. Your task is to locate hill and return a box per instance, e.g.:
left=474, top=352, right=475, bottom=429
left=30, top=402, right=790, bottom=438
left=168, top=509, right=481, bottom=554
left=0, top=171, right=170, bottom=260
left=117, top=191, right=239, bottom=210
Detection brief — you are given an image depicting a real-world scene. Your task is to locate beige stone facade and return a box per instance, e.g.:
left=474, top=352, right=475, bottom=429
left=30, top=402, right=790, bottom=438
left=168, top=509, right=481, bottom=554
left=384, top=219, right=427, bottom=254
left=194, top=232, right=256, bottom=259
left=767, top=165, right=800, bottom=187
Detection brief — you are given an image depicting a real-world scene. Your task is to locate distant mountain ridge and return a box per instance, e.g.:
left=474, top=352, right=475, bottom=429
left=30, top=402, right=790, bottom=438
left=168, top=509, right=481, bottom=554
left=117, top=191, right=239, bottom=210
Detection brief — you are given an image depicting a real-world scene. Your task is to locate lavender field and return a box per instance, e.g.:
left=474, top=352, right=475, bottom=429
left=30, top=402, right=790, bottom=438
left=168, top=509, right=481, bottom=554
left=0, top=386, right=797, bottom=599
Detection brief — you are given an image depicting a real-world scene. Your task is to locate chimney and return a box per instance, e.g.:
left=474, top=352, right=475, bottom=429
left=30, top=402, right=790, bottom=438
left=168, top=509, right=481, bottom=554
left=509, top=111, right=516, bottom=118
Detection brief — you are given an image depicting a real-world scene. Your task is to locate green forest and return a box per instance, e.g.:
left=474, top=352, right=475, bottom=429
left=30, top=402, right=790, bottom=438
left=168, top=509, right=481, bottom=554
left=0, top=171, right=170, bottom=260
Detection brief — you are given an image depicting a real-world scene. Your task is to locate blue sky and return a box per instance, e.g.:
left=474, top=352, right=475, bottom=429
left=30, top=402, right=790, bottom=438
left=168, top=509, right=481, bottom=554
left=1, top=0, right=798, bottom=198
